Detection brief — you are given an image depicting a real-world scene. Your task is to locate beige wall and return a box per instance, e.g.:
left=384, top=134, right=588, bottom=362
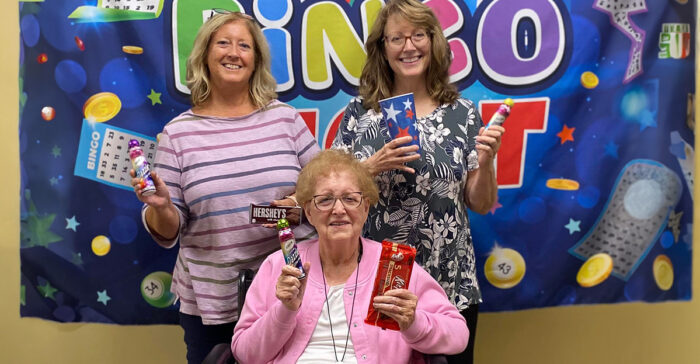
left=1, top=2, right=698, bottom=363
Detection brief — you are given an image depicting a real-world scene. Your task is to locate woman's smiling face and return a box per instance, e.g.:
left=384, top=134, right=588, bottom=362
left=305, top=170, right=369, bottom=246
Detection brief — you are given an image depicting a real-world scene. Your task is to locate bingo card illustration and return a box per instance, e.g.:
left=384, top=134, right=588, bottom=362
left=74, top=119, right=157, bottom=191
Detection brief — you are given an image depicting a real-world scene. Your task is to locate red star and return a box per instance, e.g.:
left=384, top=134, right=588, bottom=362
left=405, top=109, right=414, bottom=120
left=396, top=126, right=411, bottom=138
left=557, top=124, right=575, bottom=144
left=489, top=201, right=502, bottom=215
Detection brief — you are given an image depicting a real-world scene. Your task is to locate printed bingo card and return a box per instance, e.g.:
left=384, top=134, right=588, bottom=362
left=74, top=119, right=157, bottom=191
left=100, top=0, right=160, bottom=12
left=69, top=0, right=164, bottom=22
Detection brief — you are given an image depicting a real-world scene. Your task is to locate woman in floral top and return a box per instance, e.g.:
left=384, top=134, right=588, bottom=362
left=331, top=1, right=504, bottom=363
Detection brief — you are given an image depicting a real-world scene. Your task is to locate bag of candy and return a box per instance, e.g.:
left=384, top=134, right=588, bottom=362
left=364, top=240, right=416, bottom=331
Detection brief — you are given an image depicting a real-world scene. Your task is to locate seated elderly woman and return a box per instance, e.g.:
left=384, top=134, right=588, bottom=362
left=231, top=149, right=468, bottom=363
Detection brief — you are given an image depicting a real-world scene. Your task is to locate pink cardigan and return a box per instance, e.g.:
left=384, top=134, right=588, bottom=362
left=231, top=237, right=468, bottom=363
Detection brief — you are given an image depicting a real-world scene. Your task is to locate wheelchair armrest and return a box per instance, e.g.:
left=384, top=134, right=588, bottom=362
left=237, top=269, right=256, bottom=317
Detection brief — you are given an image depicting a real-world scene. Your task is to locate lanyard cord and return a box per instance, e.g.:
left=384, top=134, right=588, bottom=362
left=320, top=245, right=362, bottom=362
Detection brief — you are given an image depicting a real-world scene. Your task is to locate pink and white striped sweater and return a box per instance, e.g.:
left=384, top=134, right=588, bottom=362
left=142, top=100, right=319, bottom=324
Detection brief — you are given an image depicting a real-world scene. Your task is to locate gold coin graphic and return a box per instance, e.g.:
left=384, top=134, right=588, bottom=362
left=83, top=92, right=121, bottom=123
left=581, top=71, right=599, bottom=89
left=576, top=253, right=613, bottom=287
left=122, top=45, right=144, bottom=55
left=653, top=255, right=674, bottom=291
left=546, top=178, right=580, bottom=191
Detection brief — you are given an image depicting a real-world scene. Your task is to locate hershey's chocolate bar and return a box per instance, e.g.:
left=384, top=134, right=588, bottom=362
left=249, top=204, right=302, bottom=225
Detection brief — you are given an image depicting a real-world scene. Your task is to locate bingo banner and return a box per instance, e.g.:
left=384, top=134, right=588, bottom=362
left=18, top=0, right=695, bottom=324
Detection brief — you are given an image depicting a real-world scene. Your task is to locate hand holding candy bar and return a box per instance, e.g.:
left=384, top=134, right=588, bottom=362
left=475, top=124, right=505, bottom=162
left=372, top=289, right=418, bottom=331
left=275, top=262, right=311, bottom=311
left=129, top=170, right=171, bottom=208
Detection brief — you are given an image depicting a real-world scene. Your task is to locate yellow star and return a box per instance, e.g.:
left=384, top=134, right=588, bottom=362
left=147, top=89, right=162, bottom=106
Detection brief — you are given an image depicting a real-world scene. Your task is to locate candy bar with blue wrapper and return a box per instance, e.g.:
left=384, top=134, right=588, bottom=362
left=379, top=93, right=421, bottom=154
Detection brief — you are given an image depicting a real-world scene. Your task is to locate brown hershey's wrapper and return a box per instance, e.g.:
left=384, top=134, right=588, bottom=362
left=364, top=240, right=416, bottom=331
left=249, top=204, right=302, bottom=225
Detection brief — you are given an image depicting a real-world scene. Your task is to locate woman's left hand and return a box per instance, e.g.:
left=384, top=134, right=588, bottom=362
left=372, top=289, right=418, bottom=331
left=474, top=125, right=505, bottom=164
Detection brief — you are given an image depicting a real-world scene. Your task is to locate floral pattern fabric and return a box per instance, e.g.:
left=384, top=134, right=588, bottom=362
left=332, top=96, right=484, bottom=310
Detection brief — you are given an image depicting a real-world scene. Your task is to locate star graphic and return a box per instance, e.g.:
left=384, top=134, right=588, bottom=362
left=557, top=125, right=575, bottom=144
left=38, top=281, right=58, bottom=300
left=97, top=290, right=111, bottom=306
left=402, top=99, right=413, bottom=110
left=383, top=103, right=401, bottom=122
left=147, top=89, right=162, bottom=105
left=65, top=216, right=80, bottom=232
left=489, top=201, right=502, bottom=215
left=51, top=145, right=61, bottom=158
left=564, top=218, right=581, bottom=235
left=72, top=252, right=84, bottom=266
left=637, top=110, right=657, bottom=131
left=20, top=285, right=26, bottom=306
left=396, top=126, right=411, bottom=139
left=21, top=213, right=63, bottom=248
left=49, top=177, right=58, bottom=186
left=405, top=108, right=414, bottom=120
left=21, top=190, right=63, bottom=248
left=604, top=141, right=619, bottom=158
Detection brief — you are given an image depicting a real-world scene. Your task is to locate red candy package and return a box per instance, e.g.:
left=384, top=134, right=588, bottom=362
left=365, top=240, right=416, bottom=331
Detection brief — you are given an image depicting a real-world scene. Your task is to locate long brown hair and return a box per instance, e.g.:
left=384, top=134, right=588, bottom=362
left=359, top=0, right=459, bottom=112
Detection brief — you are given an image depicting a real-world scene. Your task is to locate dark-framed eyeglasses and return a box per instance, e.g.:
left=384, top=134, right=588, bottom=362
left=312, top=192, right=364, bottom=211
left=383, top=30, right=430, bottom=49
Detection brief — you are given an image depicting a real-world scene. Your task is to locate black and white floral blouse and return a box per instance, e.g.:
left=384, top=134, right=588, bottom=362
left=332, top=96, right=484, bottom=310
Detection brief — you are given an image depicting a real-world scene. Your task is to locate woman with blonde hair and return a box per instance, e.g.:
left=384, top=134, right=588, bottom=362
left=332, top=1, right=505, bottom=362
left=131, top=12, right=318, bottom=363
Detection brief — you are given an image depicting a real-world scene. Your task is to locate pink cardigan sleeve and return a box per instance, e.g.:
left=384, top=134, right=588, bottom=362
left=231, top=254, right=299, bottom=363
left=400, top=264, right=469, bottom=355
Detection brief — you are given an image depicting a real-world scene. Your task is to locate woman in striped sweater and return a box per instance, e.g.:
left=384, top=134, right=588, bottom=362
left=130, top=12, right=319, bottom=364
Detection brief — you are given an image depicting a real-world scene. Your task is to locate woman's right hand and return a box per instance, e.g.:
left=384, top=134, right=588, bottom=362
left=364, top=136, right=421, bottom=176
left=130, top=170, right=171, bottom=209
left=275, top=262, right=311, bottom=311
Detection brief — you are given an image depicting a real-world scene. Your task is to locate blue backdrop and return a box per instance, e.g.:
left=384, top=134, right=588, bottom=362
left=19, top=0, right=695, bottom=324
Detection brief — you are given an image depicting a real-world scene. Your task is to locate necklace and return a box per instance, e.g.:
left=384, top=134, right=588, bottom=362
left=320, top=246, right=361, bottom=362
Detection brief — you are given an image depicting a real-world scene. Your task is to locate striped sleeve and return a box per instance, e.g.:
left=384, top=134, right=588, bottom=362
left=292, top=110, right=320, bottom=166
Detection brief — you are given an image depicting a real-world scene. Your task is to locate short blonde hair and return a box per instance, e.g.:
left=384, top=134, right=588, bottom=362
left=359, top=0, right=459, bottom=112
left=186, top=12, right=277, bottom=108
left=296, top=150, right=379, bottom=206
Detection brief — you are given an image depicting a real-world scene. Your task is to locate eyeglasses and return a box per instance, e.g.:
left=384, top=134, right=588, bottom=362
left=312, top=192, right=364, bottom=211
left=206, top=8, right=254, bottom=22
left=383, top=30, right=429, bottom=49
